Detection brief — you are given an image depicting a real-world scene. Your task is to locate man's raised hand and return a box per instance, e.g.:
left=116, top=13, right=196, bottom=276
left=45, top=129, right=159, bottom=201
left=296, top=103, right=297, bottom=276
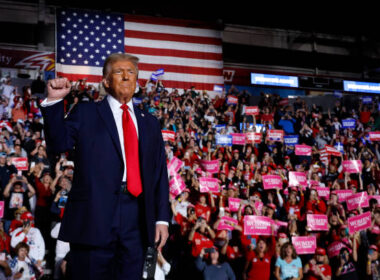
left=47, top=77, right=71, bottom=102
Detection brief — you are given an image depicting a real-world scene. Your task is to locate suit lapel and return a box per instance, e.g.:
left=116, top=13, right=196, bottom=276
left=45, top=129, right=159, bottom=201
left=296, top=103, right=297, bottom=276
left=97, top=98, right=123, bottom=160
left=134, top=105, right=147, bottom=173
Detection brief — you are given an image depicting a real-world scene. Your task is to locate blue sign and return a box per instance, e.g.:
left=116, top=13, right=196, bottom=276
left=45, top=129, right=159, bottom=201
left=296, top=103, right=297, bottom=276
left=216, top=135, right=232, bottom=146
left=132, top=97, right=143, bottom=105
left=284, top=135, right=299, bottom=146
left=240, top=123, right=254, bottom=131
left=214, top=124, right=226, bottom=132
left=334, top=142, right=344, bottom=154
left=251, top=73, right=299, bottom=88
left=342, top=118, right=356, bottom=129
left=333, top=91, right=343, bottom=98
left=362, top=96, right=373, bottom=104
left=343, top=80, right=380, bottom=94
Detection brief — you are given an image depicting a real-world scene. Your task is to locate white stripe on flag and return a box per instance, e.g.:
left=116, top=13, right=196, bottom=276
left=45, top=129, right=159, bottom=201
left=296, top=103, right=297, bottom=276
left=124, top=21, right=222, bottom=38
left=129, top=54, right=224, bottom=69
left=56, top=64, right=103, bottom=76
left=139, top=70, right=224, bottom=84
left=123, top=38, right=222, bottom=54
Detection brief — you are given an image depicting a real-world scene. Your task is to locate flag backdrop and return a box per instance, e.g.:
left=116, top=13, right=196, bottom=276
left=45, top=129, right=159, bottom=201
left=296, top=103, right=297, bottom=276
left=56, top=9, right=224, bottom=91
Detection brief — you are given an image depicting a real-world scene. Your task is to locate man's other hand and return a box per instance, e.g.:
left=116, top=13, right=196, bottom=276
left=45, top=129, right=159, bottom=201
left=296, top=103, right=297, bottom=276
left=155, top=224, right=169, bottom=251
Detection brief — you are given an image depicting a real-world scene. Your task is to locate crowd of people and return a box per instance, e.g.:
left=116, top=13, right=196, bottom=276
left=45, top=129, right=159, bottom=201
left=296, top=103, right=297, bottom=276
left=0, top=75, right=379, bottom=280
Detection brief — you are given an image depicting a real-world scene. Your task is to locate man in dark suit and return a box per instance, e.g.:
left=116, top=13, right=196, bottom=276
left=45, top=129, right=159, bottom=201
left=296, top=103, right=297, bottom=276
left=41, top=53, right=170, bottom=279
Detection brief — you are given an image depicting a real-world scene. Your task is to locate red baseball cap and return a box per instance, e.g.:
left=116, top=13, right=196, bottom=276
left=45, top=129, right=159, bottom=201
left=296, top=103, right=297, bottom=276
left=267, top=203, right=276, bottom=210
left=20, top=212, right=34, bottom=221
left=369, top=245, right=378, bottom=251
left=315, top=247, right=326, bottom=256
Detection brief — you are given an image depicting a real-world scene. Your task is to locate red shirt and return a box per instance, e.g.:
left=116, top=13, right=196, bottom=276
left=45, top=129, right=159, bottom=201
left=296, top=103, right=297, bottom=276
left=35, top=178, right=52, bottom=207
left=246, top=250, right=273, bottom=280
left=360, top=111, right=371, bottom=124
left=174, top=213, right=194, bottom=236
left=0, top=233, right=11, bottom=253
left=195, top=203, right=211, bottom=222
left=191, top=232, right=213, bottom=257
left=306, top=263, right=331, bottom=280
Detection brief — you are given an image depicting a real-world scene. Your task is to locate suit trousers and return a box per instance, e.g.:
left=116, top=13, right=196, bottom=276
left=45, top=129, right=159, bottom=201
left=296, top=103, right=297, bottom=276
left=67, top=187, right=146, bottom=280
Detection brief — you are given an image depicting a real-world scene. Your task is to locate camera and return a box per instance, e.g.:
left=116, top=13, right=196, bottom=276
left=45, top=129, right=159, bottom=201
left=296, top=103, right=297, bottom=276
left=142, top=246, right=157, bottom=279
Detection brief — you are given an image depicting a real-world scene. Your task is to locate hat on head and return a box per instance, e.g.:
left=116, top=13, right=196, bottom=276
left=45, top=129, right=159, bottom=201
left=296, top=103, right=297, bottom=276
left=369, top=245, right=378, bottom=251
left=315, top=247, right=326, bottom=256
left=267, top=203, right=276, bottom=210
left=253, top=191, right=261, bottom=198
left=233, top=149, right=239, bottom=153
left=183, top=188, right=190, bottom=193
left=27, top=113, right=33, bottom=118
left=278, top=233, right=287, bottom=239
left=0, top=152, right=6, bottom=158
left=331, top=190, right=337, bottom=196
left=20, top=212, right=34, bottom=221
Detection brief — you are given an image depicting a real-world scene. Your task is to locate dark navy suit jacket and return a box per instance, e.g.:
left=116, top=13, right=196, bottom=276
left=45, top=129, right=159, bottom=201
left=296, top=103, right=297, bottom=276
left=41, top=98, right=170, bottom=247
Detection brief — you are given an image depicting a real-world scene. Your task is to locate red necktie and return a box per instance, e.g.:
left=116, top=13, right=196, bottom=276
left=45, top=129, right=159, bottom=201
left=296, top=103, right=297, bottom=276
left=120, top=104, right=142, bottom=197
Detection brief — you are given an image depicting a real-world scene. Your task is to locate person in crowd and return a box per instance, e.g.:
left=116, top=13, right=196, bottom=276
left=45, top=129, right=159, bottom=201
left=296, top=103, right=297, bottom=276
left=275, top=242, right=303, bottom=280
left=195, top=247, right=236, bottom=280
left=303, top=247, right=332, bottom=280
left=335, top=241, right=358, bottom=280
left=8, top=242, right=38, bottom=280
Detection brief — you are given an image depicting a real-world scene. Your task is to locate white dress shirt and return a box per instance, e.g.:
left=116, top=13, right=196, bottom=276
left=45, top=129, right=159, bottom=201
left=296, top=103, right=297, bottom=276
left=41, top=96, right=168, bottom=226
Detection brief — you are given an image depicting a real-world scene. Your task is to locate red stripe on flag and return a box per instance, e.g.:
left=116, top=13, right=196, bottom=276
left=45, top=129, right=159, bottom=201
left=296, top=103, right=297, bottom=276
left=124, top=14, right=221, bottom=30
left=57, top=72, right=102, bottom=83
left=138, top=63, right=223, bottom=76
left=124, top=30, right=222, bottom=45
left=139, top=79, right=222, bottom=91
left=125, top=46, right=222, bottom=61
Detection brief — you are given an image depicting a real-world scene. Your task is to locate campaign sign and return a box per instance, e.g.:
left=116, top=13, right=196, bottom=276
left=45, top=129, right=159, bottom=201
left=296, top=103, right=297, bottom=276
left=267, top=130, right=284, bottom=142
left=169, top=174, right=186, bottom=197
left=240, top=123, right=254, bottom=132
left=362, top=96, right=373, bottom=104
left=227, top=96, right=238, bottom=105
left=243, top=215, right=273, bottom=236
left=316, top=187, right=330, bottom=199
left=335, top=189, right=354, bottom=202
left=342, top=118, right=356, bottom=129
left=348, top=211, right=372, bottom=234
left=327, top=241, right=349, bottom=258
left=255, top=201, right=264, bottom=214
left=214, top=124, right=226, bottom=133
left=346, top=192, right=369, bottom=211
left=132, top=97, right=143, bottom=105
left=284, top=135, right=299, bottom=146
left=200, top=160, right=220, bottom=174
left=309, top=180, right=320, bottom=187
left=342, top=160, right=362, bottom=173
left=295, top=144, right=312, bottom=156
left=324, top=145, right=341, bottom=156
left=262, top=175, right=282, bottom=190
left=228, top=197, right=241, bottom=212
left=0, top=201, right=4, bottom=218
left=162, top=130, right=176, bottom=142
left=289, top=171, right=307, bottom=187
left=168, top=157, right=184, bottom=176
left=307, top=214, right=329, bottom=231
left=246, top=132, right=262, bottom=144
left=216, top=135, right=233, bottom=146
left=292, top=236, right=317, bottom=255
left=245, top=106, right=259, bottom=116
left=12, top=157, right=28, bottom=171
left=369, top=195, right=380, bottom=204
left=231, top=133, right=246, bottom=145
left=369, top=131, right=380, bottom=142
left=199, top=177, right=220, bottom=193
left=218, top=216, right=239, bottom=231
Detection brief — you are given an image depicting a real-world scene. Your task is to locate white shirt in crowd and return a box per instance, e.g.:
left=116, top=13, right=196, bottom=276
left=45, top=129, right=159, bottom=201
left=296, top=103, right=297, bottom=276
left=11, top=227, right=45, bottom=261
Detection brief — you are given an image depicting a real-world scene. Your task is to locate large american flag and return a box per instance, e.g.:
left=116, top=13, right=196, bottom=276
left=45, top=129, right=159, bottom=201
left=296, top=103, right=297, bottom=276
left=56, top=9, right=224, bottom=91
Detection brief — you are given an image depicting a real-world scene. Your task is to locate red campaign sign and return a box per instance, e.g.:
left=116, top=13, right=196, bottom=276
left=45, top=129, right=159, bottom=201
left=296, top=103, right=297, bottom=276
left=262, top=175, right=283, bottom=190
left=323, top=145, right=341, bottom=156
left=200, top=160, right=220, bottom=174
left=346, top=192, right=369, bottom=211
left=231, top=133, right=246, bottom=145
left=267, top=130, right=284, bottom=142
left=243, top=215, right=273, bottom=236
left=342, top=160, right=362, bottom=173
left=335, top=189, right=354, bottom=203
left=292, top=236, right=317, bottom=255
left=348, top=211, right=372, bottom=234
left=288, top=171, right=307, bottom=187
left=316, top=187, right=330, bottom=199
left=327, top=241, right=350, bottom=258
left=199, top=177, right=220, bottom=193
left=228, top=197, right=241, bottom=212
left=227, top=96, right=238, bottom=105
left=307, top=214, right=329, bottom=231
left=11, top=157, right=28, bottom=171
left=369, top=131, right=380, bottom=141
left=245, top=106, right=259, bottom=116
left=295, top=144, right=312, bottom=156
left=167, top=157, right=184, bottom=176
left=217, top=216, right=239, bottom=231
left=0, top=48, right=55, bottom=70
left=161, top=130, right=176, bottom=142
left=169, top=174, right=186, bottom=197
left=246, top=132, right=262, bottom=144
left=0, top=201, right=4, bottom=218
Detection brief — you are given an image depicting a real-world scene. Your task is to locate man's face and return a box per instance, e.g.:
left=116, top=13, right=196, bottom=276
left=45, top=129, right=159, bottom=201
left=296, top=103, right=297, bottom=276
left=103, top=60, right=137, bottom=103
